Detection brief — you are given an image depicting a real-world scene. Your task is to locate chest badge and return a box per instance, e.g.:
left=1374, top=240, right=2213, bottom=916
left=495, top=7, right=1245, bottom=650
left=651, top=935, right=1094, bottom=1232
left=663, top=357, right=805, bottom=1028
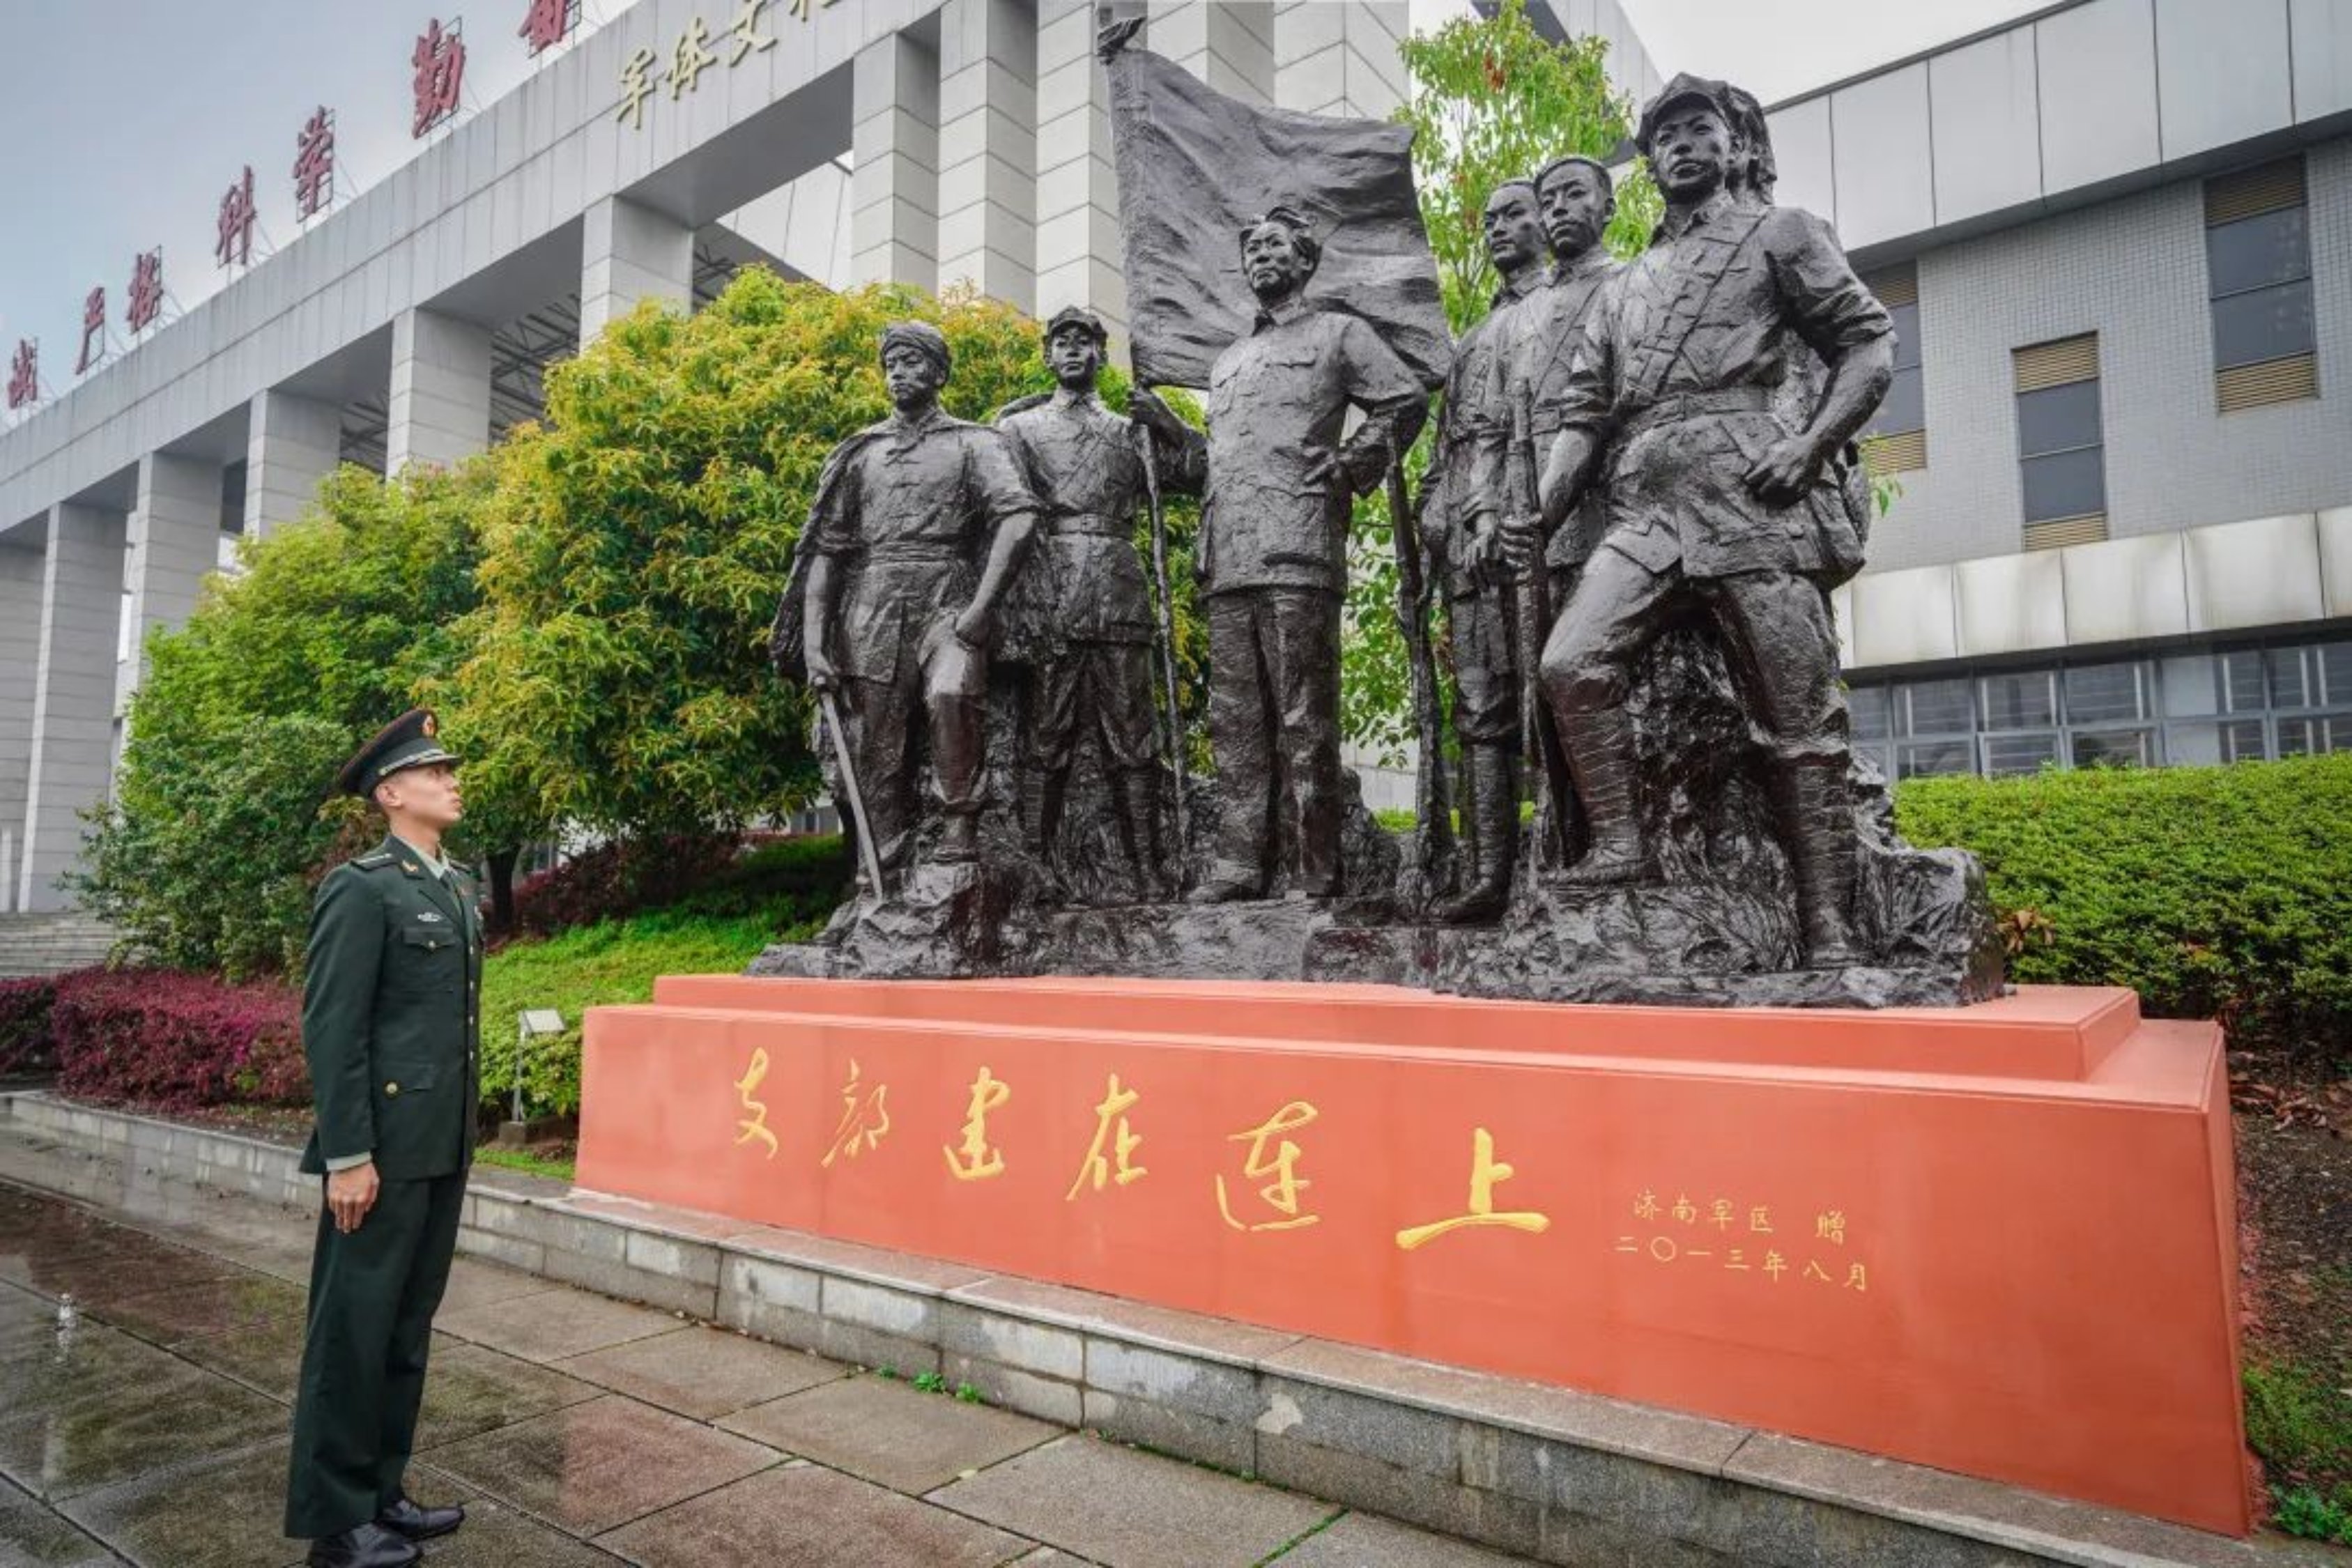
left=415, top=911, right=445, bottom=923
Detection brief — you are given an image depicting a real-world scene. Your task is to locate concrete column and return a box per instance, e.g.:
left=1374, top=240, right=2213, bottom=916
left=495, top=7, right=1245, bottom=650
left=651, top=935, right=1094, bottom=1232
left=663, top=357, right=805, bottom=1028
left=850, top=30, right=941, bottom=289
left=20, top=504, right=125, bottom=913
left=1153, top=1, right=1275, bottom=105
left=1275, top=1, right=1410, bottom=118
left=0, top=536, right=43, bottom=912
left=1035, top=0, right=1129, bottom=340
left=386, top=307, right=493, bottom=474
left=579, top=194, right=695, bottom=341
left=935, top=0, right=1038, bottom=311
left=245, top=388, right=343, bottom=540
left=117, top=452, right=226, bottom=716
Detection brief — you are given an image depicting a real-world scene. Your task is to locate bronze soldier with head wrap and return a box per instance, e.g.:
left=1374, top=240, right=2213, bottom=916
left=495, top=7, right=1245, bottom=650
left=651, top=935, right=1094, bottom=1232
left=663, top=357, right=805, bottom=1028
left=777, top=321, right=1041, bottom=888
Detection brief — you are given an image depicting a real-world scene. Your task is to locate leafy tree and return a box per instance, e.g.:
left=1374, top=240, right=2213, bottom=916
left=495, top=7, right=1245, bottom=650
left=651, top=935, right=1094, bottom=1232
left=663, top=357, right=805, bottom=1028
left=450, top=274, right=1060, bottom=843
left=1342, top=0, right=1659, bottom=759
left=75, top=463, right=509, bottom=975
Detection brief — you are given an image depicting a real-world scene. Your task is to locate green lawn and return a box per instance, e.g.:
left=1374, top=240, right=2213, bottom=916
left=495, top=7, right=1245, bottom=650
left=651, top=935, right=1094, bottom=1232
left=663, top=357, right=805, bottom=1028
left=478, top=905, right=820, bottom=1116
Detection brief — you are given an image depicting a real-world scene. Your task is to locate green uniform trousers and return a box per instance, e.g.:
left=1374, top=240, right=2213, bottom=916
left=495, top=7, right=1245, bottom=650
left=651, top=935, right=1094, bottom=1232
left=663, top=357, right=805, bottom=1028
left=282, top=1170, right=466, bottom=1538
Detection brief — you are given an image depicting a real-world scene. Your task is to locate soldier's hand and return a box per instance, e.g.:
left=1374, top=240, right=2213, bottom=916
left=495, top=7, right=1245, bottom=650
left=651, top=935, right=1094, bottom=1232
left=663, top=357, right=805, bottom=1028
left=1500, top=511, right=1542, bottom=575
left=1300, top=449, right=1340, bottom=491
left=953, top=604, right=990, bottom=648
left=326, top=1160, right=380, bottom=1234
left=1743, top=435, right=1824, bottom=507
left=1463, top=518, right=1502, bottom=590
left=1128, top=388, right=1178, bottom=437
left=804, top=649, right=838, bottom=694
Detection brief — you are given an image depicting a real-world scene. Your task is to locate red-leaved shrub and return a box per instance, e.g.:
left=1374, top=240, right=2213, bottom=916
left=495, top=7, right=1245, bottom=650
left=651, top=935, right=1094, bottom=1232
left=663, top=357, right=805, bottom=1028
left=0, top=974, right=68, bottom=1075
left=52, top=969, right=307, bottom=1112
left=509, top=833, right=743, bottom=938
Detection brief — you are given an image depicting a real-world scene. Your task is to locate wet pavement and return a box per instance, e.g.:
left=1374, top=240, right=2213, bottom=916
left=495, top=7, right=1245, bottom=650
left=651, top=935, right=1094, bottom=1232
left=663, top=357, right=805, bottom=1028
left=0, top=1176, right=1542, bottom=1567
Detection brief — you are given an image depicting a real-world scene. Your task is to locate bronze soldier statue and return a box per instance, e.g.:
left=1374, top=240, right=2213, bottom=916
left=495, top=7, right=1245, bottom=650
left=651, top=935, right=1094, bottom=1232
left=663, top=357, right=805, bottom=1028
left=1508, top=75, right=1893, bottom=964
left=784, top=322, right=1040, bottom=886
left=996, top=306, right=1205, bottom=900
left=1423, top=180, right=1546, bottom=923
left=1509, top=154, right=1623, bottom=615
left=1189, top=206, right=1428, bottom=904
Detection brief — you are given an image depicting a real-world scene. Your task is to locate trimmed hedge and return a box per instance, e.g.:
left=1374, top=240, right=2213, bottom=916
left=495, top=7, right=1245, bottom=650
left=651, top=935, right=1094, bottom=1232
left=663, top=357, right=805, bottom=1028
left=39, top=969, right=308, bottom=1112
left=1896, top=753, right=2352, bottom=1068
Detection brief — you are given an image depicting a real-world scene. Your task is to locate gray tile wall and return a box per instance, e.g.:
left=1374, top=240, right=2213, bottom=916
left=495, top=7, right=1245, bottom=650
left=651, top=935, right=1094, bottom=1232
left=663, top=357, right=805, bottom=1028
left=1863, top=134, right=2352, bottom=574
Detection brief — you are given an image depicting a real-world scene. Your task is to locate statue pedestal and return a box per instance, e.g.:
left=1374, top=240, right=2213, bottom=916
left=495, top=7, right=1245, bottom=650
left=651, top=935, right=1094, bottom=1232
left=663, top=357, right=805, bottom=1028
left=578, top=977, right=2247, bottom=1535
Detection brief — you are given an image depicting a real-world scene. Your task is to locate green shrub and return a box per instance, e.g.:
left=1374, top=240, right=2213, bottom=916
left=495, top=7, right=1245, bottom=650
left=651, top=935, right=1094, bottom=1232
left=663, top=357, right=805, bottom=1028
left=1895, top=754, right=2352, bottom=1070
left=477, top=907, right=806, bottom=1117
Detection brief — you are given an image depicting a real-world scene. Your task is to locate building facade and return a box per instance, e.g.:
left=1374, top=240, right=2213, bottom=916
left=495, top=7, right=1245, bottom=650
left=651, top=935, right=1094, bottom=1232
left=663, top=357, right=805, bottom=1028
left=0, top=0, right=2344, bottom=910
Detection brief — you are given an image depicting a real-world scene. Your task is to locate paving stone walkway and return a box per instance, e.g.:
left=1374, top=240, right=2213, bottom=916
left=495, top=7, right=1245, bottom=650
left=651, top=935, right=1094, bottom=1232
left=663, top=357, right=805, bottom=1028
left=0, top=1174, right=1541, bottom=1567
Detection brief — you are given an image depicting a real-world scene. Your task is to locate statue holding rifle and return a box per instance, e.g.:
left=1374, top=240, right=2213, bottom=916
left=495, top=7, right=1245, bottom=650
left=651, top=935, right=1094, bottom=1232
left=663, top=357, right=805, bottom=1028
left=996, top=305, right=1205, bottom=903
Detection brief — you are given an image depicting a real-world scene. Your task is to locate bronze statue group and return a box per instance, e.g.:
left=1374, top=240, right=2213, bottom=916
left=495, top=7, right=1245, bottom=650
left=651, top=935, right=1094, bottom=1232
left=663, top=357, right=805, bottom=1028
left=774, top=73, right=1910, bottom=978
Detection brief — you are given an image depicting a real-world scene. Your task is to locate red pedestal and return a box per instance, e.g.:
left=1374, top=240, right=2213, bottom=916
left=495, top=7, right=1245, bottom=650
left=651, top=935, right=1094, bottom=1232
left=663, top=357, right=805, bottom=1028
left=578, top=977, right=2247, bottom=1535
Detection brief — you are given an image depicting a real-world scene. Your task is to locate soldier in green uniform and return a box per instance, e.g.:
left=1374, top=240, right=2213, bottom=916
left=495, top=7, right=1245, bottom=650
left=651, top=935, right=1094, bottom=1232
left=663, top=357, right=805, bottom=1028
left=284, top=709, right=477, bottom=1568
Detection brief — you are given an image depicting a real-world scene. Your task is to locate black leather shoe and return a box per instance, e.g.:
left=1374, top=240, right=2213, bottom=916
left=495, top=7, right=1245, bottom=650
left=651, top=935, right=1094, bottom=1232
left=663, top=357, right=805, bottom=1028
left=376, top=1493, right=465, bottom=1541
left=308, top=1522, right=420, bottom=1568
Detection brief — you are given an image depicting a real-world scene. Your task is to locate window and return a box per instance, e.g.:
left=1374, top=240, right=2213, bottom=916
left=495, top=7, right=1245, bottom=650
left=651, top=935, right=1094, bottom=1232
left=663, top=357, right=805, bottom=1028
left=1861, top=264, right=1924, bottom=472
left=2013, top=335, right=2105, bottom=549
left=1850, top=637, right=2352, bottom=777
left=2205, top=157, right=2318, bottom=411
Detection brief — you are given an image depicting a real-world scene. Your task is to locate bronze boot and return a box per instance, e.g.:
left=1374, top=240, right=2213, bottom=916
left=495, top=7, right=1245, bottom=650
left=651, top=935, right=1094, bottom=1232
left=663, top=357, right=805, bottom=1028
left=1556, top=709, right=1645, bottom=884
left=1436, top=744, right=1517, bottom=923
left=1778, top=761, right=1863, bottom=967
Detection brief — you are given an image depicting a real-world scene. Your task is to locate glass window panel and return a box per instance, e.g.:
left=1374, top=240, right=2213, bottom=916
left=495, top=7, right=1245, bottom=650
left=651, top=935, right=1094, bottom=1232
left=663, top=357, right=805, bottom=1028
left=1980, top=670, right=2057, bottom=730
left=2278, top=716, right=2316, bottom=756
left=1868, top=365, right=1925, bottom=437
left=2221, top=650, right=2267, bottom=712
left=2065, top=662, right=2150, bottom=723
left=1898, top=678, right=1974, bottom=737
left=1888, top=300, right=1922, bottom=371
left=2270, top=645, right=2311, bottom=709
left=2164, top=723, right=2222, bottom=766
left=2212, top=277, right=2315, bottom=370
left=2072, top=728, right=2153, bottom=768
left=2224, top=720, right=2268, bottom=762
left=2206, top=208, right=2310, bottom=298
left=1983, top=732, right=2059, bottom=776
left=2022, top=447, right=2106, bottom=523
left=1898, top=739, right=1976, bottom=778
left=2318, top=642, right=2352, bottom=705
left=2017, top=380, right=2103, bottom=456
left=2160, top=654, right=2219, bottom=716
left=1847, top=684, right=1890, bottom=741
left=2328, top=716, right=2352, bottom=754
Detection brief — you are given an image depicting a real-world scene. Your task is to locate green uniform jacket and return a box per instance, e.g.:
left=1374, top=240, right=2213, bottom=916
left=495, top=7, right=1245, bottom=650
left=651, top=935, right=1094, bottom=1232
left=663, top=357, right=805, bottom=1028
left=298, top=836, right=482, bottom=1180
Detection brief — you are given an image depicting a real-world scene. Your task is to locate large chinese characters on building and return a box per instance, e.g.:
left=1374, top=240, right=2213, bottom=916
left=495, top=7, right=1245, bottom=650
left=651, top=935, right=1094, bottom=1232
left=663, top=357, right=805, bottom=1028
left=760, top=48, right=2000, bottom=1011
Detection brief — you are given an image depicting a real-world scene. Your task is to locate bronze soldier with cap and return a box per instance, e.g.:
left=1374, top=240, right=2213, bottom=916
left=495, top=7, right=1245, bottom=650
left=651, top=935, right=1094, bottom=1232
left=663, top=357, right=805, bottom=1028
left=284, top=709, right=477, bottom=1568
left=1507, top=75, right=1893, bottom=964
left=996, top=305, right=1204, bottom=900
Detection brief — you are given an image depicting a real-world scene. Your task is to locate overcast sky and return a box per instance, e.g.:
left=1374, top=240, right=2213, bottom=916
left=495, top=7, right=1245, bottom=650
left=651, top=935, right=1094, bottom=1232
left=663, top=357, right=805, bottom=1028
left=0, top=0, right=2046, bottom=420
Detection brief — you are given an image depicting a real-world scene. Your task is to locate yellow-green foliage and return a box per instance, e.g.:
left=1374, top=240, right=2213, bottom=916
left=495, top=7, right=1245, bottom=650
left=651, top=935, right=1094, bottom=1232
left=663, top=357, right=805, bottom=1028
left=1894, top=754, right=2352, bottom=1065
left=448, top=274, right=1057, bottom=840
left=477, top=907, right=791, bottom=1117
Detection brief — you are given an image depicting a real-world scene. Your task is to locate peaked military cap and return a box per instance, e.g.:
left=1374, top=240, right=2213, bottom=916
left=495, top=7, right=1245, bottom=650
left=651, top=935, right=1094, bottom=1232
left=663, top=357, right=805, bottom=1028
left=1635, top=72, right=1742, bottom=160
left=337, top=708, right=461, bottom=799
left=1042, top=305, right=1109, bottom=348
